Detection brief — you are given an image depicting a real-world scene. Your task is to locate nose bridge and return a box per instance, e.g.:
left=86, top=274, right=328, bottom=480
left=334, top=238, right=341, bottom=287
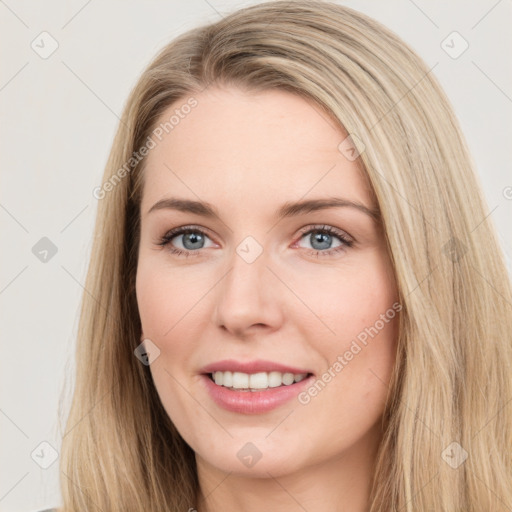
left=222, top=245, right=267, bottom=308
left=214, top=241, right=282, bottom=334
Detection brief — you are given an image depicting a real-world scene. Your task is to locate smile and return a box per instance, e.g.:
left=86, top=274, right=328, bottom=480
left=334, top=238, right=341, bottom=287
left=209, top=370, right=310, bottom=391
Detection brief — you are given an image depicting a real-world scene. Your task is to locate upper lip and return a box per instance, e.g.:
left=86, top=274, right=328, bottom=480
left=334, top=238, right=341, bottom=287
left=200, top=359, right=313, bottom=375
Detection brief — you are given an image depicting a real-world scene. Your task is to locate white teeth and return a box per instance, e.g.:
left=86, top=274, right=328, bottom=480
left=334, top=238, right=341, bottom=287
left=222, top=371, right=233, bottom=387
left=214, top=372, right=223, bottom=385
left=232, top=372, right=249, bottom=388
left=282, top=373, right=295, bottom=385
left=268, top=371, right=282, bottom=388
left=249, top=372, right=268, bottom=389
left=211, top=370, right=309, bottom=390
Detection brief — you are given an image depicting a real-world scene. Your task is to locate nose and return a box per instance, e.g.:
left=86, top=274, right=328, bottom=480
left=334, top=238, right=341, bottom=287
left=213, top=247, right=284, bottom=338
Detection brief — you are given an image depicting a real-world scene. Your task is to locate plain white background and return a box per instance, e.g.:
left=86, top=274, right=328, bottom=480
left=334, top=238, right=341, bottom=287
left=1, top=0, right=511, bottom=510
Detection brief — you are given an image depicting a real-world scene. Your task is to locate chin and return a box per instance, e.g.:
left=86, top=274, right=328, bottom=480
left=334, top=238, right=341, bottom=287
left=196, top=443, right=305, bottom=477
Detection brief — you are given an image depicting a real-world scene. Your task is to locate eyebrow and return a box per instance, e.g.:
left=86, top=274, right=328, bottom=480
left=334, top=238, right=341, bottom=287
left=147, top=197, right=380, bottom=222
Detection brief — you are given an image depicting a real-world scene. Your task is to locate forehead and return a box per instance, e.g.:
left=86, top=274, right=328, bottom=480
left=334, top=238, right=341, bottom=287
left=141, top=86, right=373, bottom=212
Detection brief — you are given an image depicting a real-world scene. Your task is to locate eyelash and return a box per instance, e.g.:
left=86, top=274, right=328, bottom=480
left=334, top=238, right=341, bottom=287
left=157, top=224, right=354, bottom=258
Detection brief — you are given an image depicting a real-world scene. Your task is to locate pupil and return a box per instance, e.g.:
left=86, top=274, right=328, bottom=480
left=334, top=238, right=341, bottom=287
left=183, top=232, right=203, bottom=249
left=311, top=232, right=331, bottom=250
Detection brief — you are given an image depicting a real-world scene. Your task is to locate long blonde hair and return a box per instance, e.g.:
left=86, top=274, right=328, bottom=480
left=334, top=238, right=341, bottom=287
left=58, top=1, right=512, bottom=510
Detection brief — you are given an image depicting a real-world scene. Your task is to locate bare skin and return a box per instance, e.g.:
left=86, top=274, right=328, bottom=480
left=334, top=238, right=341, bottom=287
left=136, top=85, right=399, bottom=512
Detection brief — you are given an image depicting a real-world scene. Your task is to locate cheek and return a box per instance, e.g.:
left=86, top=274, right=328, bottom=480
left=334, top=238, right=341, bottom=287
left=298, top=251, right=399, bottom=394
left=135, top=257, right=207, bottom=337
left=136, top=261, right=202, bottom=426
left=292, top=253, right=397, bottom=339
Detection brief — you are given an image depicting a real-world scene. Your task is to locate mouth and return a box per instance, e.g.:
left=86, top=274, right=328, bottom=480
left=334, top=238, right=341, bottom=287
left=199, top=359, right=315, bottom=413
left=204, top=370, right=314, bottom=391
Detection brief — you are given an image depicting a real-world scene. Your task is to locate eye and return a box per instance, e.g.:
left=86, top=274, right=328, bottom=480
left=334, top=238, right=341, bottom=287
left=157, top=225, right=215, bottom=257
left=294, top=225, right=354, bottom=257
left=156, top=224, right=354, bottom=258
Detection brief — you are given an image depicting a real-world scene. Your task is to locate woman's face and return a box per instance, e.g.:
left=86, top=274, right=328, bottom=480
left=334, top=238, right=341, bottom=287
left=136, top=86, right=399, bottom=478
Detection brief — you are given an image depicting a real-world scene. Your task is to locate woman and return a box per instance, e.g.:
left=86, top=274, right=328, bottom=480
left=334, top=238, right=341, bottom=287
left=54, top=1, right=512, bottom=511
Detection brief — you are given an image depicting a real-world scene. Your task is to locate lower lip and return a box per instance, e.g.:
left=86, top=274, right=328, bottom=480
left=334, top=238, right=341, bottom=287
left=201, top=374, right=314, bottom=414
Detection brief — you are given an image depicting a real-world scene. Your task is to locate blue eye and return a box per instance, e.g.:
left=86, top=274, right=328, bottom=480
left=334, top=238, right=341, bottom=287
left=157, top=226, right=213, bottom=257
left=157, top=224, right=354, bottom=258
left=295, top=225, right=354, bottom=257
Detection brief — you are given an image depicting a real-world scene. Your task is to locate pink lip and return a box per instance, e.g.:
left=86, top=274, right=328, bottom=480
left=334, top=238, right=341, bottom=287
left=201, top=373, right=314, bottom=414
left=199, top=359, right=312, bottom=375
left=198, top=359, right=314, bottom=414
